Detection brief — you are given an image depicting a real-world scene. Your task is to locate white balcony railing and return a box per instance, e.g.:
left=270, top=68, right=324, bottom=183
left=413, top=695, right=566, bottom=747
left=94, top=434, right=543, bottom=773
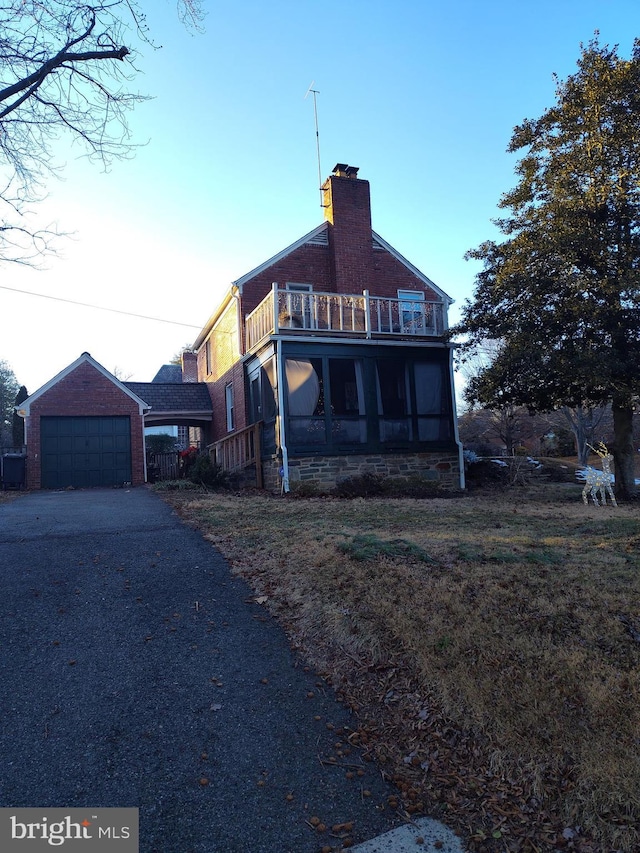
left=245, top=285, right=445, bottom=351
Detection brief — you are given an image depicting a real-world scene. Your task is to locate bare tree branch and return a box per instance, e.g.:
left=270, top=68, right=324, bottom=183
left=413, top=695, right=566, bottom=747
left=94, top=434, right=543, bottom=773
left=0, top=1, right=206, bottom=265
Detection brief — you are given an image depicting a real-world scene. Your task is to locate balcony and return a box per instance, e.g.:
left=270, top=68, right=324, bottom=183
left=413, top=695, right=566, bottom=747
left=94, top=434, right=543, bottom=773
left=245, top=285, right=446, bottom=352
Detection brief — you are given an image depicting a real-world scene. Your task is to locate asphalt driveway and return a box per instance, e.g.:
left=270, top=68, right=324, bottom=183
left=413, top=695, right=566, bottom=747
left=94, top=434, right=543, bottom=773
left=0, top=487, right=407, bottom=852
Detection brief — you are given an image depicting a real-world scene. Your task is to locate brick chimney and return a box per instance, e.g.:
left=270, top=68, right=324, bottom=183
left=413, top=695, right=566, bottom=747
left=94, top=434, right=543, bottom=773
left=181, top=350, right=198, bottom=383
left=322, top=164, right=373, bottom=293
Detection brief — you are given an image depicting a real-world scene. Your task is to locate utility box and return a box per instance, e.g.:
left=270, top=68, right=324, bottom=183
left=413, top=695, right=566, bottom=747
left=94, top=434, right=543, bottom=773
left=2, top=454, right=26, bottom=490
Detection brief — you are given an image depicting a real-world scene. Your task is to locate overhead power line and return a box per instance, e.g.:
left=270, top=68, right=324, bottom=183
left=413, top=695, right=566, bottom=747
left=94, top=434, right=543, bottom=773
left=0, top=283, right=203, bottom=329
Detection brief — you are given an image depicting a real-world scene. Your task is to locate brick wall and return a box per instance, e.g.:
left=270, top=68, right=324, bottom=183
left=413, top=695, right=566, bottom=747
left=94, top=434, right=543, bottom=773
left=197, top=300, right=247, bottom=445
left=181, top=351, right=198, bottom=382
left=207, top=360, right=247, bottom=445
left=371, top=248, right=441, bottom=301
left=323, top=172, right=374, bottom=295
left=240, top=244, right=334, bottom=317
left=24, top=362, right=146, bottom=489
left=197, top=301, right=239, bottom=383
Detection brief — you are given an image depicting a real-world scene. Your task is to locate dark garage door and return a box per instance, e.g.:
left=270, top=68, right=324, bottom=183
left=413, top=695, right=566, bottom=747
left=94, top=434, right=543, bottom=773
left=41, top=416, right=132, bottom=489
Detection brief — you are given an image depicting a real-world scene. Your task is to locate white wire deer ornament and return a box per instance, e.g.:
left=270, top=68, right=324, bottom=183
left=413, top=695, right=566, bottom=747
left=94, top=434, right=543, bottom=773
left=581, top=443, right=618, bottom=507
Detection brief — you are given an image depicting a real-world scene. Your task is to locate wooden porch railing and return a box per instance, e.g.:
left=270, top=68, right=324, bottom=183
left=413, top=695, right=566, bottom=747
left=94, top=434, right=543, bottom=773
left=245, top=284, right=445, bottom=351
left=210, top=422, right=263, bottom=488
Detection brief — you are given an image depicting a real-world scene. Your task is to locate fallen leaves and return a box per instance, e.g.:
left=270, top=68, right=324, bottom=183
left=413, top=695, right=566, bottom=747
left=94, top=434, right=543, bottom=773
left=163, top=489, right=640, bottom=852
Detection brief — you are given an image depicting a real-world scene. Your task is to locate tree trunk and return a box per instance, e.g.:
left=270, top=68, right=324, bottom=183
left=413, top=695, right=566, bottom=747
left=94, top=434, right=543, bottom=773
left=612, top=403, right=638, bottom=500
left=560, top=405, right=609, bottom=466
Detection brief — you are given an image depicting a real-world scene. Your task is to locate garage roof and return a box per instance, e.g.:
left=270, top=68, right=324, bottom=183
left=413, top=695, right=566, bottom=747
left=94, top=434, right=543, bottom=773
left=16, top=352, right=150, bottom=417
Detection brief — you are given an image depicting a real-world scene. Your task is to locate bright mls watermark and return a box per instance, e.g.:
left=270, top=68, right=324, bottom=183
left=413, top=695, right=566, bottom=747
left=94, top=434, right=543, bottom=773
left=0, top=809, right=138, bottom=851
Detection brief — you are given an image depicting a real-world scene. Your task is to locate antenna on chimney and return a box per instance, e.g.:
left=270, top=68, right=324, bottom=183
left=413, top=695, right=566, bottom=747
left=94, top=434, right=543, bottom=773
left=305, top=81, right=323, bottom=208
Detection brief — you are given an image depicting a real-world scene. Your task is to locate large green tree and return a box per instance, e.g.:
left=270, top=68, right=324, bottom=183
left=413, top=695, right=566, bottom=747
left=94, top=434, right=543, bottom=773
left=0, top=1, right=204, bottom=264
left=452, top=37, right=640, bottom=500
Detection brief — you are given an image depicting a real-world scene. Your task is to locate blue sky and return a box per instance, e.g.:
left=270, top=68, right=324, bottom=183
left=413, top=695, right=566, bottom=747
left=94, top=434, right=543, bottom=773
left=3, top=0, right=640, bottom=393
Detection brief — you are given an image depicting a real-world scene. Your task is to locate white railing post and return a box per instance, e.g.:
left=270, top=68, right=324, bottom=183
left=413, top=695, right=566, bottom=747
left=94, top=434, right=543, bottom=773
left=363, top=290, right=371, bottom=338
left=272, top=282, right=280, bottom=335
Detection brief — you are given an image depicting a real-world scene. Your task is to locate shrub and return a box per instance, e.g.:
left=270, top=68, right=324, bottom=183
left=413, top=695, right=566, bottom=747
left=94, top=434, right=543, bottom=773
left=385, top=476, right=445, bottom=498
left=465, top=458, right=510, bottom=488
left=333, top=472, right=388, bottom=498
left=289, top=480, right=320, bottom=497
left=333, top=472, right=450, bottom=499
left=187, top=453, right=229, bottom=490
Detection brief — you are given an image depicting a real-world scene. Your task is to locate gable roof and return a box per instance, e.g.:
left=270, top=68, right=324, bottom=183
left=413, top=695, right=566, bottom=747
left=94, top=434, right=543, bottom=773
left=233, top=223, right=329, bottom=291
left=16, top=352, right=150, bottom=417
left=371, top=231, right=454, bottom=305
left=232, top=221, right=453, bottom=304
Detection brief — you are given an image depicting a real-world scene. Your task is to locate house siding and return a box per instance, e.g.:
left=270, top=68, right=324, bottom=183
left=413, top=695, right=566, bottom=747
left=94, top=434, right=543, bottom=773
left=23, top=362, right=145, bottom=490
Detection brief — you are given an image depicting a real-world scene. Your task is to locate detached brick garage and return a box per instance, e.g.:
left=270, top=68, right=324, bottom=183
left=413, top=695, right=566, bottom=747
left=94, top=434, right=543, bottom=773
left=16, top=353, right=149, bottom=490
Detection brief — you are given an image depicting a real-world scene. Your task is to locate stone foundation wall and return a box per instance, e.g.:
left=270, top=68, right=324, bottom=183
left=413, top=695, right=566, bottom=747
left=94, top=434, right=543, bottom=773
left=261, top=451, right=461, bottom=494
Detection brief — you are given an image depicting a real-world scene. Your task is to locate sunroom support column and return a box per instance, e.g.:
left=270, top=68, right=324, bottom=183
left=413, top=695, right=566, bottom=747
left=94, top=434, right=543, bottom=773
left=275, top=338, right=290, bottom=493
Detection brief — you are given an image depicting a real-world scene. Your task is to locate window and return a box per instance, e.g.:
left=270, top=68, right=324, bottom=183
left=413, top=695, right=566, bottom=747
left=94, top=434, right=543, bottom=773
left=328, top=359, right=366, bottom=444
left=282, top=283, right=313, bottom=329
left=249, top=376, right=261, bottom=423
left=284, top=349, right=452, bottom=453
left=286, top=357, right=325, bottom=446
left=398, top=289, right=426, bottom=334
left=376, top=360, right=411, bottom=442
left=414, top=362, right=448, bottom=440
left=205, top=339, right=212, bottom=376
left=225, top=383, right=234, bottom=432
left=286, top=357, right=366, bottom=449
left=246, top=358, right=278, bottom=452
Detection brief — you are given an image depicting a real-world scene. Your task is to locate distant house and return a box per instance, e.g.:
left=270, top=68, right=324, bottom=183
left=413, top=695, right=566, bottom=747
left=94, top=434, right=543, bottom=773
left=193, top=164, right=463, bottom=492
left=13, top=164, right=463, bottom=492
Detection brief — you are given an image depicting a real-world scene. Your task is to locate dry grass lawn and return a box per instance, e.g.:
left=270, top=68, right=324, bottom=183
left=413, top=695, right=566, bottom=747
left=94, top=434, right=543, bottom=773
left=161, top=482, right=639, bottom=852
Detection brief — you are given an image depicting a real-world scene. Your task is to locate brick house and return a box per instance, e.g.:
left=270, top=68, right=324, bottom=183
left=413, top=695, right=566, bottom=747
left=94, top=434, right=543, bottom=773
left=13, top=164, right=463, bottom=493
left=15, top=352, right=149, bottom=489
left=194, top=164, right=464, bottom=492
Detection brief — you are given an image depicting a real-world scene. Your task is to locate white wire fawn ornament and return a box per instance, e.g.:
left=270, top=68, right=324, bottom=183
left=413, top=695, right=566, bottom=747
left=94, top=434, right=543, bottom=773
left=581, top=443, right=617, bottom=507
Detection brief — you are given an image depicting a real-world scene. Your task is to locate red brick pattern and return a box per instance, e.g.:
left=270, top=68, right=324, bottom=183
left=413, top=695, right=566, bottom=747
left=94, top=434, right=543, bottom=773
left=24, top=362, right=146, bottom=489
left=181, top=351, right=198, bottom=382
left=324, top=174, right=374, bottom=294
left=240, top=244, right=334, bottom=317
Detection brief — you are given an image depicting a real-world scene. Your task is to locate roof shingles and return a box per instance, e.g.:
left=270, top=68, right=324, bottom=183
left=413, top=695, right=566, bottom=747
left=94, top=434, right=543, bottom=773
left=124, top=382, right=212, bottom=413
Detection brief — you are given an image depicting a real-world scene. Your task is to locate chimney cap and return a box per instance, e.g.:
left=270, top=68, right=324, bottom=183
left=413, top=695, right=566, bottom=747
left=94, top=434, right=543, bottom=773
left=332, top=163, right=359, bottom=178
